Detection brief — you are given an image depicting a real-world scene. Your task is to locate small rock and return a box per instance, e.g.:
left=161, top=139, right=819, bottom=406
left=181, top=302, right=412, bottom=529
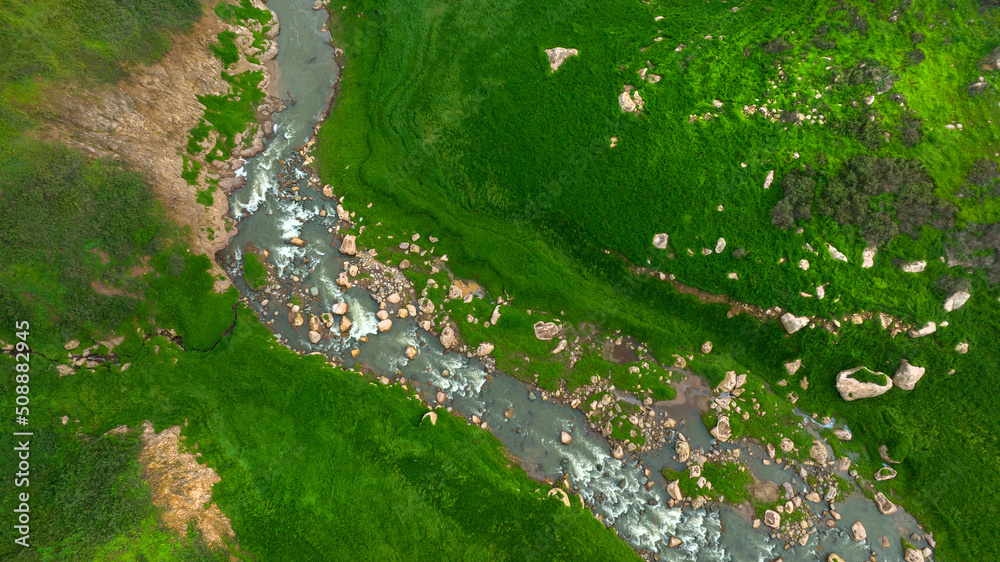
left=764, top=509, right=781, bottom=529
left=781, top=313, right=809, bottom=334
left=701, top=341, right=713, bottom=354
left=809, top=440, right=828, bottom=464
left=405, top=345, right=418, bottom=360
left=560, top=431, right=573, bottom=445
left=533, top=321, right=560, bottom=340
left=907, top=321, right=936, bottom=339
left=653, top=233, right=669, bottom=249
left=667, top=480, right=683, bottom=501
left=377, top=319, right=392, bottom=332
left=764, top=170, right=775, bottom=189
left=900, top=260, right=926, bottom=273
left=862, top=246, right=877, bottom=268
left=476, top=342, right=495, bottom=357
left=893, top=359, right=925, bottom=390
left=943, top=290, right=971, bottom=312
left=339, top=235, right=357, bottom=256
left=545, top=47, right=579, bottom=72
left=851, top=521, right=866, bottom=541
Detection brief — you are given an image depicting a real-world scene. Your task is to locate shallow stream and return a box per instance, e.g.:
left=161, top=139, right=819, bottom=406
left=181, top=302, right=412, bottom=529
left=221, top=2, right=931, bottom=559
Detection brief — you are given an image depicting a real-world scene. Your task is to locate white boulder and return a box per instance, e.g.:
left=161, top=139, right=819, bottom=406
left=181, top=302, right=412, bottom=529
left=781, top=313, right=809, bottom=334
left=893, top=359, right=925, bottom=390
left=943, top=290, right=970, bottom=312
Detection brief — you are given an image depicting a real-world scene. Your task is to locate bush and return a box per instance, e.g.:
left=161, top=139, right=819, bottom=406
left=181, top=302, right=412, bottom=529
left=762, top=37, right=794, bottom=53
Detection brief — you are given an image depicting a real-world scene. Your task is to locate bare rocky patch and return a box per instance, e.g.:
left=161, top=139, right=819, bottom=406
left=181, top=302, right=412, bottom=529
left=138, top=422, right=235, bottom=549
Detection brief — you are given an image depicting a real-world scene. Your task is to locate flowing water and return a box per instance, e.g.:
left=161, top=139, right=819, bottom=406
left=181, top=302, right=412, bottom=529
left=221, top=2, right=932, bottom=559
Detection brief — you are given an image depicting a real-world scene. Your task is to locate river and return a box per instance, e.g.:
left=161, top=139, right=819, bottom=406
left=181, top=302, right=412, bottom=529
left=220, top=1, right=931, bottom=559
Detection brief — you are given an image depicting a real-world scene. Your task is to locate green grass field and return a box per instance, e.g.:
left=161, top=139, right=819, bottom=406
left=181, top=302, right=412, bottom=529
left=315, top=0, right=1000, bottom=558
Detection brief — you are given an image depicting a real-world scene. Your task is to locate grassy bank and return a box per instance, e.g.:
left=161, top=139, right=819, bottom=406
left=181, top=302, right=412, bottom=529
left=315, top=0, right=1000, bottom=558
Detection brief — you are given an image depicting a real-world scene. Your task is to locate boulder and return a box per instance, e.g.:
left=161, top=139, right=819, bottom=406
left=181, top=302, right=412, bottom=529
left=828, top=555, right=846, bottom=562
left=533, top=321, right=560, bottom=341
left=64, top=339, right=80, bottom=351
left=809, top=440, right=829, bottom=464
left=875, top=466, right=897, bottom=481
left=900, top=260, right=926, bottom=273
left=764, top=170, right=775, bottom=189
left=332, top=302, right=349, bottom=315
left=826, top=243, right=848, bottom=262
left=490, top=305, right=501, bottom=325
left=340, top=316, right=352, bottom=332
left=405, top=345, right=418, bottom=360
left=377, top=319, right=393, bottom=332
left=904, top=548, right=925, bottom=562
left=805, top=491, right=821, bottom=503
left=862, top=246, right=877, bottom=268
left=421, top=411, right=437, bottom=425
left=907, top=321, right=936, bottom=338
left=715, top=237, right=727, bottom=253
left=560, top=431, right=573, bottom=445
left=780, top=437, right=794, bottom=452
left=548, top=487, right=571, bottom=507
left=833, top=429, right=852, bottom=441
left=667, top=480, right=683, bottom=501
left=943, top=290, right=970, bottom=312
left=653, top=233, right=669, bottom=249
left=440, top=326, right=457, bottom=348
left=289, top=237, right=307, bottom=247
left=668, top=537, right=682, bottom=548
left=893, top=359, right=925, bottom=390
left=308, top=330, right=322, bottom=344
left=688, top=464, right=701, bottom=478
left=336, top=204, right=350, bottom=221
left=710, top=415, right=731, bottom=441
left=716, top=371, right=737, bottom=393
left=781, top=313, right=810, bottom=334
left=436, top=391, right=447, bottom=403
left=701, top=341, right=713, bottom=354
left=836, top=366, right=892, bottom=401
left=785, top=358, right=803, bottom=376
left=339, top=235, right=357, bottom=256
left=956, top=342, right=969, bottom=354
left=874, top=491, right=897, bottom=515
left=612, top=444, right=625, bottom=459
left=618, top=91, right=637, bottom=112
left=850, top=520, right=867, bottom=541
left=675, top=439, right=690, bottom=462
left=764, top=509, right=781, bottom=529
left=56, top=364, right=75, bottom=377
left=476, top=342, right=495, bottom=357
left=544, top=47, right=578, bottom=72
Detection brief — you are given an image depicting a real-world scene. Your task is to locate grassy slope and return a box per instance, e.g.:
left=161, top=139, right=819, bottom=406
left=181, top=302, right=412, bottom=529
left=315, top=0, right=1000, bottom=558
